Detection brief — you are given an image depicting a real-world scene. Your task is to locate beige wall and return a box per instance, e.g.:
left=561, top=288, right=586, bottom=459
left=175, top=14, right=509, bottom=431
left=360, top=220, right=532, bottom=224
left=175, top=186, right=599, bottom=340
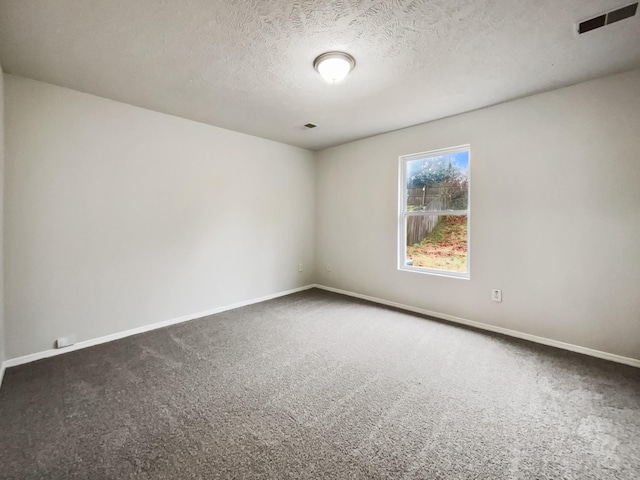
left=316, top=69, right=640, bottom=360
left=4, top=75, right=316, bottom=358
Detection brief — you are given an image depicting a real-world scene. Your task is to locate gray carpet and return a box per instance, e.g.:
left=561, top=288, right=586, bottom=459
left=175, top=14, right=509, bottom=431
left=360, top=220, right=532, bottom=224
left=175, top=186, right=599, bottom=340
left=0, top=289, right=639, bottom=479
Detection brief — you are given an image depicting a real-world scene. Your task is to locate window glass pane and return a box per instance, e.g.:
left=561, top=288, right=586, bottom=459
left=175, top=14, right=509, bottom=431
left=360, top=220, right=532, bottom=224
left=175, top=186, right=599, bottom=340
left=405, top=150, right=469, bottom=211
left=404, top=215, right=467, bottom=273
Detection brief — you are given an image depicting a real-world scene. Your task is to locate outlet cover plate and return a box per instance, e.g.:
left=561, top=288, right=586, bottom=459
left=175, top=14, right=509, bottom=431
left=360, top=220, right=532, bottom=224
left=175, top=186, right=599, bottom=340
left=56, top=335, right=77, bottom=348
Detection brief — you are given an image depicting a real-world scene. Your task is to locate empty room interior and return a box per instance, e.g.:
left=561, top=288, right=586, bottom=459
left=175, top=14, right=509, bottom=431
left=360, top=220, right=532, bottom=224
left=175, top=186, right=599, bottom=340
left=0, top=1, right=639, bottom=479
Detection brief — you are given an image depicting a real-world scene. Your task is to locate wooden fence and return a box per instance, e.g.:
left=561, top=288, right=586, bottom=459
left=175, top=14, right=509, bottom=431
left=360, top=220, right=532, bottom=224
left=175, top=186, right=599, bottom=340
left=407, top=185, right=451, bottom=210
left=407, top=214, right=439, bottom=245
left=405, top=185, right=450, bottom=245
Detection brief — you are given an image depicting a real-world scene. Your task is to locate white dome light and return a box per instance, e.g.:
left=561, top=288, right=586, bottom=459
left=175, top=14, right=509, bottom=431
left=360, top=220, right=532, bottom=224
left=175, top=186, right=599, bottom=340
left=313, top=52, right=355, bottom=84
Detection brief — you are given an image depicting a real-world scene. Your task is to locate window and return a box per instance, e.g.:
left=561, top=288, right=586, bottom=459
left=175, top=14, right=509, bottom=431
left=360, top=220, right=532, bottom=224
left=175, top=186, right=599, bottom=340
left=398, top=145, right=470, bottom=278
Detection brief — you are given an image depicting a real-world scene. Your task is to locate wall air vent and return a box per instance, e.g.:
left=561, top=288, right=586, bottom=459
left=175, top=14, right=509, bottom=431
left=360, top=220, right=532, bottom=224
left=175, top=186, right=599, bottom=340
left=304, top=123, right=317, bottom=129
left=578, top=2, right=638, bottom=34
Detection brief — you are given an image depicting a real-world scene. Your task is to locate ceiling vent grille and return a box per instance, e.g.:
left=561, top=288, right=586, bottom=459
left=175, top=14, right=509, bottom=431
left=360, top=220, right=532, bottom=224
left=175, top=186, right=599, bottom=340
left=578, top=2, right=638, bottom=34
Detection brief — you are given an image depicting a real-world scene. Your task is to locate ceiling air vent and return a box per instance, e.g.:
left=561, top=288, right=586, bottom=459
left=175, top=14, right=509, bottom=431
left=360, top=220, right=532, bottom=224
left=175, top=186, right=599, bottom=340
left=304, top=123, right=317, bottom=129
left=578, top=2, right=638, bottom=34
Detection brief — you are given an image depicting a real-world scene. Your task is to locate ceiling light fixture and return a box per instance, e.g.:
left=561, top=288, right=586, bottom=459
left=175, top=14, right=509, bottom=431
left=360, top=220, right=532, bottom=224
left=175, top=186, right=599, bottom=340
left=313, top=51, right=355, bottom=84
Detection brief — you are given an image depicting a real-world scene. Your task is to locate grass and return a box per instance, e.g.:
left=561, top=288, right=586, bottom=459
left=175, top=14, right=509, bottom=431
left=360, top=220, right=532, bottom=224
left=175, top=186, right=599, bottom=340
left=406, top=216, right=467, bottom=273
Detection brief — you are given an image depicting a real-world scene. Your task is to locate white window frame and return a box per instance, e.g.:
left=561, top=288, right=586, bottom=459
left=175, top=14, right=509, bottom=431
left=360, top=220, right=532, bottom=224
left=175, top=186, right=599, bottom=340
left=398, top=145, right=471, bottom=279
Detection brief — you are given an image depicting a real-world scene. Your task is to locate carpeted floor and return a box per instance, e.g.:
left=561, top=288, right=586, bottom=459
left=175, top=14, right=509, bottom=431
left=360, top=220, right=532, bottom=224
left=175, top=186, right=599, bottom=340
left=0, top=289, right=639, bottom=479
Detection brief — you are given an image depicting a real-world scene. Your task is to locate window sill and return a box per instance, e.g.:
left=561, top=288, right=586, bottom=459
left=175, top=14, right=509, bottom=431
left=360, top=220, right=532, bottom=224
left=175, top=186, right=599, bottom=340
left=398, top=264, right=470, bottom=279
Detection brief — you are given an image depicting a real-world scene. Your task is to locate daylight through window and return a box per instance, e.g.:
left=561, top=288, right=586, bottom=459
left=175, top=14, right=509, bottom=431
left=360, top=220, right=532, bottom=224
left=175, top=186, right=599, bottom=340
left=398, top=145, right=470, bottom=278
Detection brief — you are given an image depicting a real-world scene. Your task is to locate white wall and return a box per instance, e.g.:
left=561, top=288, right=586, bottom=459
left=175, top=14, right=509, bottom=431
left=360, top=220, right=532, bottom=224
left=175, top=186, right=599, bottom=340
left=0, top=64, right=5, bottom=369
left=316, top=68, right=640, bottom=360
left=5, top=69, right=640, bottom=363
left=4, top=75, right=316, bottom=359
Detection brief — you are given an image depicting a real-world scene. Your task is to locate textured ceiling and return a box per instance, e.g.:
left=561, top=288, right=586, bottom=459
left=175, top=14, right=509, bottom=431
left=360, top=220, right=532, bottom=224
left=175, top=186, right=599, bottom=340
left=1, top=0, right=639, bottom=150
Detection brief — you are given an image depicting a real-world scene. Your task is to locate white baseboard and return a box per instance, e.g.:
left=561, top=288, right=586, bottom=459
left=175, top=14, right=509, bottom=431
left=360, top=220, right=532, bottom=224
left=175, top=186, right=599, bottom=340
left=313, top=284, right=640, bottom=369
left=2, top=284, right=315, bottom=371
left=2, top=282, right=637, bottom=387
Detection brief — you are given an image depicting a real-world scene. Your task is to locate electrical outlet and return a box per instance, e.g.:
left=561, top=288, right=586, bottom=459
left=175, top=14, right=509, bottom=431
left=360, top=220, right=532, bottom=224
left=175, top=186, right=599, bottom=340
left=326, top=263, right=332, bottom=272
left=491, top=289, right=502, bottom=302
left=298, top=263, right=304, bottom=272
